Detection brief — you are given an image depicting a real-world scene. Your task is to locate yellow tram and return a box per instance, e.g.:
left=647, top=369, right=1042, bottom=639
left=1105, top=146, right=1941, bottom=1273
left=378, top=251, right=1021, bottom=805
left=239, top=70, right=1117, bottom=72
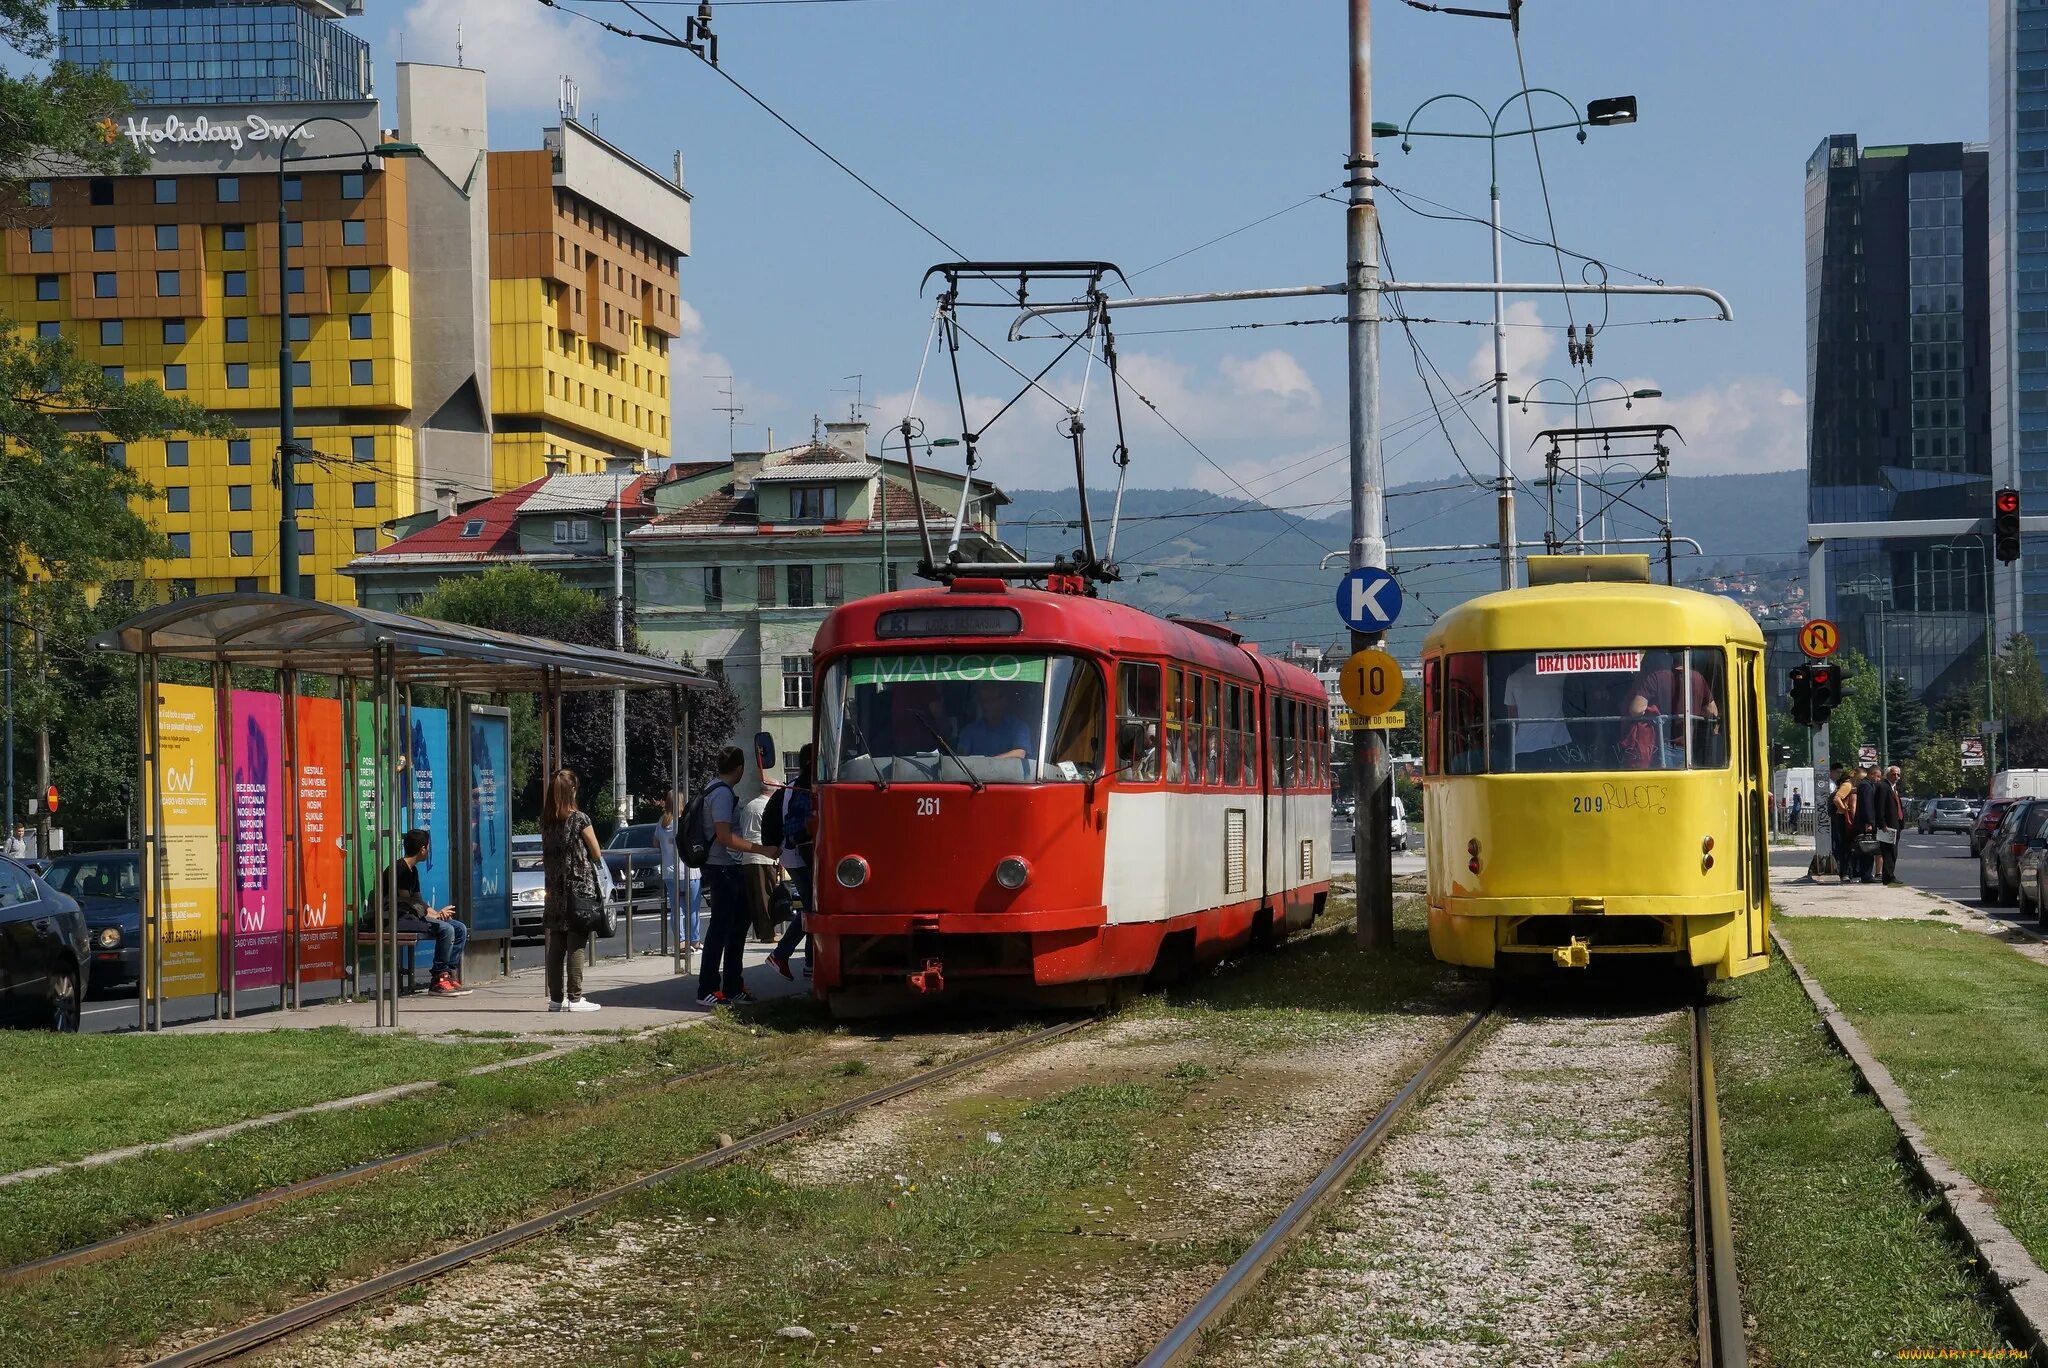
left=1419, top=555, right=1771, bottom=980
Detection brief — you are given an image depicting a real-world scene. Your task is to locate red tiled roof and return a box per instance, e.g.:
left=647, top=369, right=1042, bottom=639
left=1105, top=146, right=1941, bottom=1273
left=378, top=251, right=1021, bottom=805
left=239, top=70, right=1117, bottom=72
left=880, top=477, right=953, bottom=526
left=662, top=460, right=727, bottom=481
left=644, top=482, right=757, bottom=531
left=366, top=478, right=546, bottom=559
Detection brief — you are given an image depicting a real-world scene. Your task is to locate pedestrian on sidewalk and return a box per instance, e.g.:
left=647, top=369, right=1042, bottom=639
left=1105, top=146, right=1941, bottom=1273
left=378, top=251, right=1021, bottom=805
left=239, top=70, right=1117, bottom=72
left=697, top=746, right=779, bottom=1007
left=1879, top=765, right=1908, bottom=884
left=1828, top=763, right=1857, bottom=883
left=540, top=768, right=606, bottom=1014
left=1789, top=789, right=1804, bottom=835
left=1852, top=765, right=1883, bottom=884
left=766, top=743, right=817, bottom=980
left=654, top=791, right=699, bottom=949
left=737, top=784, right=777, bottom=942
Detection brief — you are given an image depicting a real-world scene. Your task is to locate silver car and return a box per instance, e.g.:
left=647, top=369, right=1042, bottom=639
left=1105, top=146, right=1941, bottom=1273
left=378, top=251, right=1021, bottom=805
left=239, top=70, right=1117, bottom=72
left=1919, top=797, right=1976, bottom=835
left=511, top=834, right=545, bottom=941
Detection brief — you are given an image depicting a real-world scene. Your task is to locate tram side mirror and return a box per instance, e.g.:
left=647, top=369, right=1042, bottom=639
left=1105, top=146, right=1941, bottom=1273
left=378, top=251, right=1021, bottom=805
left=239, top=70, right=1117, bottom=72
left=755, top=731, right=777, bottom=775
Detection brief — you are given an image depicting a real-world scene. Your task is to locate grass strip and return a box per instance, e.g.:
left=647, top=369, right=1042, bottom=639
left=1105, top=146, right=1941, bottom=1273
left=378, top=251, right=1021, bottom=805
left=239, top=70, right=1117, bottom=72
left=1715, top=957, right=2011, bottom=1361
left=0, top=1020, right=767, bottom=1274
left=1775, top=915, right=2048, bottom=1268
left=0, top=1026, right=538, bottom=1174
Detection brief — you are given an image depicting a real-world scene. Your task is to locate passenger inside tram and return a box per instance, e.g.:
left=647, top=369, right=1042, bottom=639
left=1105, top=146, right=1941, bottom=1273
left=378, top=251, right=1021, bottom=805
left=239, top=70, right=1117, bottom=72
left=959, top=682, right=1033, bottom=760
left=1448, top=648, right=1727, bottom=775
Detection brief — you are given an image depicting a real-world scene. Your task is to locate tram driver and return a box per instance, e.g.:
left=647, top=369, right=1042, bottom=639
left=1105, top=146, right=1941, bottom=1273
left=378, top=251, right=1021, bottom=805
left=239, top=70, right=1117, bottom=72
left=960, top=681, right=1034, bottom=761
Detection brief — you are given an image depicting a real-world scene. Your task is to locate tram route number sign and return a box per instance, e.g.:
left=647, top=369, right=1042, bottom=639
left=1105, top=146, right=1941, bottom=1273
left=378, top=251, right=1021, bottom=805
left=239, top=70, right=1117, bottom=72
left=1338, top=649, right=1403, bottom=717
left=1799, top=619, right=1840, bottom=660
left=1962, top=738, right=1986, bottom=769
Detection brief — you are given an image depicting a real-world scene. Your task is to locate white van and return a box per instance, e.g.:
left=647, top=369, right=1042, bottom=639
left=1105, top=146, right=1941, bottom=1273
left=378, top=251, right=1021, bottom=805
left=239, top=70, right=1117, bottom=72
left=1350, top=795, right=1410, bottom=852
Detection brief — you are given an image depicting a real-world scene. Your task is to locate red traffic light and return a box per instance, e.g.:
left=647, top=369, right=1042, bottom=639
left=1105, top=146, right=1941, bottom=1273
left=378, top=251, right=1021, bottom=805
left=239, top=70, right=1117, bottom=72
left=1997, top=488, right=2021, bottom=517
left=1810, top=668, right=1832, bottom=687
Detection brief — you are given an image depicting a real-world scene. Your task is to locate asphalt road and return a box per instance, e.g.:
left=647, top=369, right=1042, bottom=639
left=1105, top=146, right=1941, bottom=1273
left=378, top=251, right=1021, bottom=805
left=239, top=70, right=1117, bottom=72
left=1772, top=827, right=2047, bottom=935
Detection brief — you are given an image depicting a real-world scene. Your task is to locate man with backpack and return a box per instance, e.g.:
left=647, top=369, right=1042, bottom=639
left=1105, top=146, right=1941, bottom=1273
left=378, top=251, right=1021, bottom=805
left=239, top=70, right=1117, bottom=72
left=688, top=746, right=779, bottom=1007
left=765, top=743, right=817, bottom=980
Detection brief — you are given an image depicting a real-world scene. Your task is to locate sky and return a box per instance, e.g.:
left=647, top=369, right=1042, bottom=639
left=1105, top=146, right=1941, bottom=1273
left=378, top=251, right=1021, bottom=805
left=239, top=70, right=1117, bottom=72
left=359, top=0, right=1991, bottom=515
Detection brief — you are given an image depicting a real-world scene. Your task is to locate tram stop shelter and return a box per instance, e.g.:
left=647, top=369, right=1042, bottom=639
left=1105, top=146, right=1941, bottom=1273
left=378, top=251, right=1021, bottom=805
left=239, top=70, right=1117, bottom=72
left=98, top=593, right=713, bottom=1031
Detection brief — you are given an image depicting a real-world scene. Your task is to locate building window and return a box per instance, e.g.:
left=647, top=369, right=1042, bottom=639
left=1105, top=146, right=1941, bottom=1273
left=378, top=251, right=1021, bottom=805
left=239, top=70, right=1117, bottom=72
left=352, top=435, right=375, bottom=462
left=757, top=564, right=776, bottom=607
left=163, top=364, right=186, bottom=391
left=156, top=270, right=179, bottom=297
left=99, top=320, right=123, bottom=346
left=153, top=179, right=176, bottom=205
left=284, top=221, right=303, bottom=248
left=228, top=438, right=251, bottom=465
left=229, top=485, right=251, bottom=511
left=166, top=532, right=191, bottom=558
left=298, top=530, right=314, bottom=555
left=295, top=484, right=313, bottom=510
left=349, top=313, right=372, bottom=339
left=350, top=359, right=373, bottom=386
left=163, top=318, right=186, bottom=345
left=342, top=172, right=365, bottom=200
left=103, top=442, right=124, bottom=466
left=91, top=225, right=114, bottom=252
left=88, top=179, right=112, bottom=206
left=165, top=486, right=189, bottom=514
left=282, top=175, right=302, bottom=202
left=35, top=321, right=58, bottom=341
left=460, top=519, right=485, bottom=539
left=225, top=317, right=249, bottom=343
left=786, top=564, right=816, bottom=609
left=93, top=272, right=117, bottom=298
left=346, top=267, right=371, bottom=294
left=222, top=225, right=246, bottom=251
left=342, top=219, right=366, bottom=246
left=216, top=176, right=239, bottom=203
left=781, top=655, right=814, bottom=710
left=286, top=266, right=304, bottom=294
left=34, top=275, right=56, bottom=302
left=226, top=363, right=249, bottom=389
left=552, top=519, right=590, bottom=544
left=289, top=361, right=311, bottom=387
left=825, top=563, right=844, bottom=605
left=353, top=482, right=376, bottom=508
left=288, top=315, right=310, bottom=342
left=228, top=531, right=252, bottom=557
left=165, top=440, right=187, bottom=467
left=154, top=224, right=177, bottom=251
left=790, top=484, right=839, bottom=521
left=27, top=226, right=51, bottom=253
left=101, top=365, right=123, bottom=386
left=27, top=180, right=49, bottom=206
left=234, top=577, right=260, bottom=593
left=703, top=566, right=722, bottom=609
left=353, top=527, right=377, bottom=554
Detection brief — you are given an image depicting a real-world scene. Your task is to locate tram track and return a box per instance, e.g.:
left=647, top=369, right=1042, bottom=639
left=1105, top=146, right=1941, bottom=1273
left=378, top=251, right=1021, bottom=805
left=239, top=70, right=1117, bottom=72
left=1140, top=998, right=1747, bottom=1368
left=135, top=1017, right=1095, bottom=1368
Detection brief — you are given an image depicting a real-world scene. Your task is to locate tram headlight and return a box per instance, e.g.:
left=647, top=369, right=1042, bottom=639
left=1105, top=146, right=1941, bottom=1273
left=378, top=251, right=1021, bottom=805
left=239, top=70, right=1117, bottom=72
left=994, top=857, right=1030, bottom=891
left=836, top=855, right=870, bottom=889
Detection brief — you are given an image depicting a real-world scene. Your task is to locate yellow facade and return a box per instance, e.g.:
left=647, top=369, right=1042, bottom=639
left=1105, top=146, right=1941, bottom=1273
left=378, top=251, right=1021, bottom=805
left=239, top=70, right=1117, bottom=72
left=488, top=274, right=673, bottom=482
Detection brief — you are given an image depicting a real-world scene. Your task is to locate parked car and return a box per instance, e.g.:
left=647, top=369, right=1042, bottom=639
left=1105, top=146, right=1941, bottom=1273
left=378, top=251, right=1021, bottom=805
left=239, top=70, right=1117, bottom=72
left=41, top=851, right=140, bottom=993
left=510, top=834, right=545, bottom=942
left=1971, top=798, right=2019, bottom=859
left=1352, top=795, right=1410, bottom=853
left=0, top=855, right=88, bottom=1031
left=1981, top=798, right=2048, bottom=905
left=1919, top=797, right=1976, bottom=835
left=603, top=824, right=669, bottom=915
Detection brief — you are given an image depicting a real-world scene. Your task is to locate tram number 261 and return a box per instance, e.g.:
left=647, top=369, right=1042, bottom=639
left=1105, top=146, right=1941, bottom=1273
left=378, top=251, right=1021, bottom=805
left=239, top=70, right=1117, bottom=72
left=915, top=797, right=943, bottom=817
left=1571, top=795, right=1606, bottom=814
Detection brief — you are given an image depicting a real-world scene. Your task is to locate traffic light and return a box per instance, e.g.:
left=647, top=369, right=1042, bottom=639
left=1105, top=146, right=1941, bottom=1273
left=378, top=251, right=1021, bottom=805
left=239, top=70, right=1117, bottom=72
left=1810, top=664, right=1846, bottom=726
left=1996, top=487, right=2022, bottom=564
left=1788, top=664, right=1812, bottom=726
left=1771, top=743, right=1792, bottom=768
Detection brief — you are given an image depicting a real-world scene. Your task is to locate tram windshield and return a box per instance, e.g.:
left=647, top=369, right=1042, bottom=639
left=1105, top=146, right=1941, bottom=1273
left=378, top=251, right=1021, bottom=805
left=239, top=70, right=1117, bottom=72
left=1436, top=647, right=1728, bottom=774
left=819, top=652, right=1106, bottom=786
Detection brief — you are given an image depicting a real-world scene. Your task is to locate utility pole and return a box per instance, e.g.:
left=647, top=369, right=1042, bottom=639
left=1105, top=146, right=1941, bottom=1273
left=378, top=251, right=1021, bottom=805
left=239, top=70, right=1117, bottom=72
left=1348, top=0, right=1393, bottom=950
left=33, top=613, right=48, bottom=858
left=613, top=462, right=630, bottom=829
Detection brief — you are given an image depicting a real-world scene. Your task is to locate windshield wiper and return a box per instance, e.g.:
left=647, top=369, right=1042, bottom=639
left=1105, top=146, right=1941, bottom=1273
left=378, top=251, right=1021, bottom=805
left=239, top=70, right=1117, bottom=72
left=910, top=713, right=985, bottom=792
left=844, top=712, right=888, bottom=791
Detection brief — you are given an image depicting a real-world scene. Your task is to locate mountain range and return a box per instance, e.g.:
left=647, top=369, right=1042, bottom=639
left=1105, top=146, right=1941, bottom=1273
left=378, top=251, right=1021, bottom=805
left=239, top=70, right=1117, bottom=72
left=997, top=468, right=1807, bottom=660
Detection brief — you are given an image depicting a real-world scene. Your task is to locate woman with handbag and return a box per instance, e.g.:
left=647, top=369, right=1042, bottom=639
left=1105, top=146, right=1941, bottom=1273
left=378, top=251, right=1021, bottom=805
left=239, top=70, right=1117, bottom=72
left=541, top=767, right=606, bottom=1013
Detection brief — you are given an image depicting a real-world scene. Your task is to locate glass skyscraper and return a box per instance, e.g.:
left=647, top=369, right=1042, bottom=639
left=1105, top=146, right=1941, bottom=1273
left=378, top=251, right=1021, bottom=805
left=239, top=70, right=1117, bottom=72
left=1805, top=135, right=1996, bottom=708
left=1992, top=0, right=2048, bottom=642
left=58, top=2, right=370, bottom=107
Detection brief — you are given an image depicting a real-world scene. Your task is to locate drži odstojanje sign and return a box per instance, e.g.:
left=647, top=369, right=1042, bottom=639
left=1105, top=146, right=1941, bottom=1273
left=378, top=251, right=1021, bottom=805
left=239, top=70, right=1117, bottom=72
left=106, top=101, right=382, bottom=172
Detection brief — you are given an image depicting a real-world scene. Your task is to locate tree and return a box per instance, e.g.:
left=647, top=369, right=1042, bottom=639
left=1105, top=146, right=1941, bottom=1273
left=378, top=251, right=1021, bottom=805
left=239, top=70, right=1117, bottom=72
left=1881, top=670, right=1929, bottom=766
left=0, top=1, right=148, bottom=227
left=410, top=567, right=744, bottom=823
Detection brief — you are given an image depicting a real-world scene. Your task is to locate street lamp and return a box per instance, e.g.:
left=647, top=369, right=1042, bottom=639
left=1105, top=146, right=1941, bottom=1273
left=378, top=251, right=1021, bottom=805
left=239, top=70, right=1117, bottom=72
left=1378, top=89, right=1636, bottom=591
left=274, top=119, right=422, bottom=598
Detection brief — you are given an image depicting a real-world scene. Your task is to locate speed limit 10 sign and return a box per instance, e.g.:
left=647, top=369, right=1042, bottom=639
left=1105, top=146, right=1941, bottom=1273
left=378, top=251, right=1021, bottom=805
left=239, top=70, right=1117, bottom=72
left=1339, top=649, right=1403, bottom=716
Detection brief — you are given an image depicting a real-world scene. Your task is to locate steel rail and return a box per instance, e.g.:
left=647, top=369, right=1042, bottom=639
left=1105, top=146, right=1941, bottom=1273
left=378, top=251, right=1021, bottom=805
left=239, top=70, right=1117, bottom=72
left=1137, top=1005, right=1494, bottom=1368
left=141, top=1018, right=1095, bottom=1368
left=1693, top=1002, right=1749, bottom=1367
left=0, top=1057, right=749, bottom=1289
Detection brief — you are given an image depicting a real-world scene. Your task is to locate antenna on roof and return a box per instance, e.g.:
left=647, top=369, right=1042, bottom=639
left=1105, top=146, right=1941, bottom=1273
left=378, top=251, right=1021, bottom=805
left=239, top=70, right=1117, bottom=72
left=558, top=76, right=581, bottom=124
left=834, top=374, right=867, bottom=423
left=708, top=375, right=746, bottom=455
left=456, top=21, right=464, bottom=68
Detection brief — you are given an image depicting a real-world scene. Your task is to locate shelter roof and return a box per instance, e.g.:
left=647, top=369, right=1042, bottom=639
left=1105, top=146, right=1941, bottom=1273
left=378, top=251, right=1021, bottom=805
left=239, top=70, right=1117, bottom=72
left=98, top=594, right=710, bottom=694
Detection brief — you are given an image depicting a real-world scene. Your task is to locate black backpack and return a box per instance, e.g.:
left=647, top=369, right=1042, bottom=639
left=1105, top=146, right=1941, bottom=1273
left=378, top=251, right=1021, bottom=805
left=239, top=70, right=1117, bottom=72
left=678, top=780, right=732, bottom=870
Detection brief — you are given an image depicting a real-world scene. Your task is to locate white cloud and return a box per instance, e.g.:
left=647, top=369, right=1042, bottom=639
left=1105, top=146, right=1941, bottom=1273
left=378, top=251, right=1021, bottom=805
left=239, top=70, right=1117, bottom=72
left=1631, top=375, right=1804, bottom=476
left=1466, top=300, right=1559, bottom=392
left=393, top=0, right=611, bottom=115
left=664, top=299, right=788, bottom=460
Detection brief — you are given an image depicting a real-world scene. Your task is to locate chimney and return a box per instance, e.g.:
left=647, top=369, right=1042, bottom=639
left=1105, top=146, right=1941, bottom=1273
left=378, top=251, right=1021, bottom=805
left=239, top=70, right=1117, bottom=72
left=434, top=484, right=458, bottom=520
left=544, top=455, right=568, bottom=475
left=603, top=453, right=638, bottom=475
left=732, top=450, right=764, bottom=487
left=824, top=419, right=869, bottom=464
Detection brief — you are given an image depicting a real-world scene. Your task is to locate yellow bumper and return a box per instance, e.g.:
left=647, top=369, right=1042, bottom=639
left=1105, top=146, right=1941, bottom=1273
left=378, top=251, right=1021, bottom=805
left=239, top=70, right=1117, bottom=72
left=1428, top=896, right=1769, bottom=980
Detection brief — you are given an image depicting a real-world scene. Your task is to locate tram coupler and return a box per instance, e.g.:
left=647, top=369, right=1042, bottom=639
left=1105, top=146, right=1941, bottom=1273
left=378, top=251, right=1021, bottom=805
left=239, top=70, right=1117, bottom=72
left=907, top=958, right=946, bottom=994
left=1552, top=937, right=1592, bottom=970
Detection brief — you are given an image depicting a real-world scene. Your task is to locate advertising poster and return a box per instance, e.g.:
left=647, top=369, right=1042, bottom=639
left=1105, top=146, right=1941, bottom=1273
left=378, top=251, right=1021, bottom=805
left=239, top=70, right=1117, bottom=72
left=409, top=706, right=452, bottom=909
left=467, top=711, right=511, bottom=934
left=151, top=683, right=220, bottom=998
left=230, top=691, right=285, bottom=991
left=350, top=699, right=382, bottom=905
left=295, top=696, right=345, bottom=983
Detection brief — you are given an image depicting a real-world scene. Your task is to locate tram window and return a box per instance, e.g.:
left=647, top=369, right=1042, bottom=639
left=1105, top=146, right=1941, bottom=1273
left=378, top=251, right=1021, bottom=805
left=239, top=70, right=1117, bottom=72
left=1116, top=662, right=1162, bottom=783
left=1424, top=658, right=1441, bottom=774
left=1317, top=707, right=1329, bottom=786
left=1269, top=697, right=1283, bottom=787
left=1474, top=647, right=1727, bottom=773
left=1222, top=686, right=1242, bottom=785
left=1204, top=677, right=1223, bottom=785
left=1047, top=657, right=1107, bottom=776
left=1239, top=689, right=1256, bottom=786
left=1444, top=654, right=1487, bottom=775
left=1285, top=699, right=1300, bottom=789
left=1185, top=676, right=1205, bottom=788
left=1165, top=669, right=1185, bottom=785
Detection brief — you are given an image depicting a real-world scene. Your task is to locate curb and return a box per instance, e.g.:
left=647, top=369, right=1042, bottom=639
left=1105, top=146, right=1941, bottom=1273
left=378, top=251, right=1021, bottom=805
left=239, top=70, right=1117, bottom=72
left=1770, top=929, right=2048, bottom=1360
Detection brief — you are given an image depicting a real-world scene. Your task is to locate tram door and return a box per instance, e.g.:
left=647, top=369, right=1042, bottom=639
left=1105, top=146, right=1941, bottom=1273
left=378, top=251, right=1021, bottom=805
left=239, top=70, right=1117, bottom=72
left=1735, top=647, right=1768, bottom=957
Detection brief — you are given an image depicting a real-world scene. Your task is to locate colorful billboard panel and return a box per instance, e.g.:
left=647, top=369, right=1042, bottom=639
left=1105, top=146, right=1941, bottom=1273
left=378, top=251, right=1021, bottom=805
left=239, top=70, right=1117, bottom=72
left=295, top=696, right=345, bottom=983
left=151, top=683, right=220, bottom=999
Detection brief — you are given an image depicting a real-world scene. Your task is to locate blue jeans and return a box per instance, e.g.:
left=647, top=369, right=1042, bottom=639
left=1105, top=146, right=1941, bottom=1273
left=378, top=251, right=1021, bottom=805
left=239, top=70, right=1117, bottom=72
left=773, top=864, right=812, bottom=964
left=397, top=914, right=466, bottom=977
left=696, top=865, right=747, bottom=998
left=666, top=868, right=701, bottom=944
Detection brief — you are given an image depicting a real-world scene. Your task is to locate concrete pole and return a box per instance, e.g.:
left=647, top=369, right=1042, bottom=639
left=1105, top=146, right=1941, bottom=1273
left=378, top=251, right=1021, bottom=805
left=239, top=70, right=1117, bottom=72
left=613, top=468, right=628, bottom=830
left=277, top=147, right=300, bottom=598
left=1348, top=0, right=1393, bottom=951
left=1491, top=186, right=1515, bottom=590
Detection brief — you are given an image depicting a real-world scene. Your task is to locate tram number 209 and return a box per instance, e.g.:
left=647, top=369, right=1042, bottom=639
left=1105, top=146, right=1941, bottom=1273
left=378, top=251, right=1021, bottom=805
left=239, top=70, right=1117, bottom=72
left=1571, top=795, right=1606, bottom=814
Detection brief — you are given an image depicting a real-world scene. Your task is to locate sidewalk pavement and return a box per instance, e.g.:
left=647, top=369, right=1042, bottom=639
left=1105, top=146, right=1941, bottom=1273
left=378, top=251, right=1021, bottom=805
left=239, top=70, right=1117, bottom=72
left=1771, top=859, right=2048, bottom=966
left=166, top=939, right=812, bottom=1039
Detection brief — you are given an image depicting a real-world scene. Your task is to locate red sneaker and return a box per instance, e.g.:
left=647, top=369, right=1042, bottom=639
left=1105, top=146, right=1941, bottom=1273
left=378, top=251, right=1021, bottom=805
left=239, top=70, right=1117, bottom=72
left=767, top=954, right=793, bottom=980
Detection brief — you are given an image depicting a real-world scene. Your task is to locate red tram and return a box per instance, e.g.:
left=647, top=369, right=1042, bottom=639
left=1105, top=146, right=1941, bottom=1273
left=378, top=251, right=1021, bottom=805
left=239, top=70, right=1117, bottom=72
left=807, top=577, right=1333, bottom=1014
